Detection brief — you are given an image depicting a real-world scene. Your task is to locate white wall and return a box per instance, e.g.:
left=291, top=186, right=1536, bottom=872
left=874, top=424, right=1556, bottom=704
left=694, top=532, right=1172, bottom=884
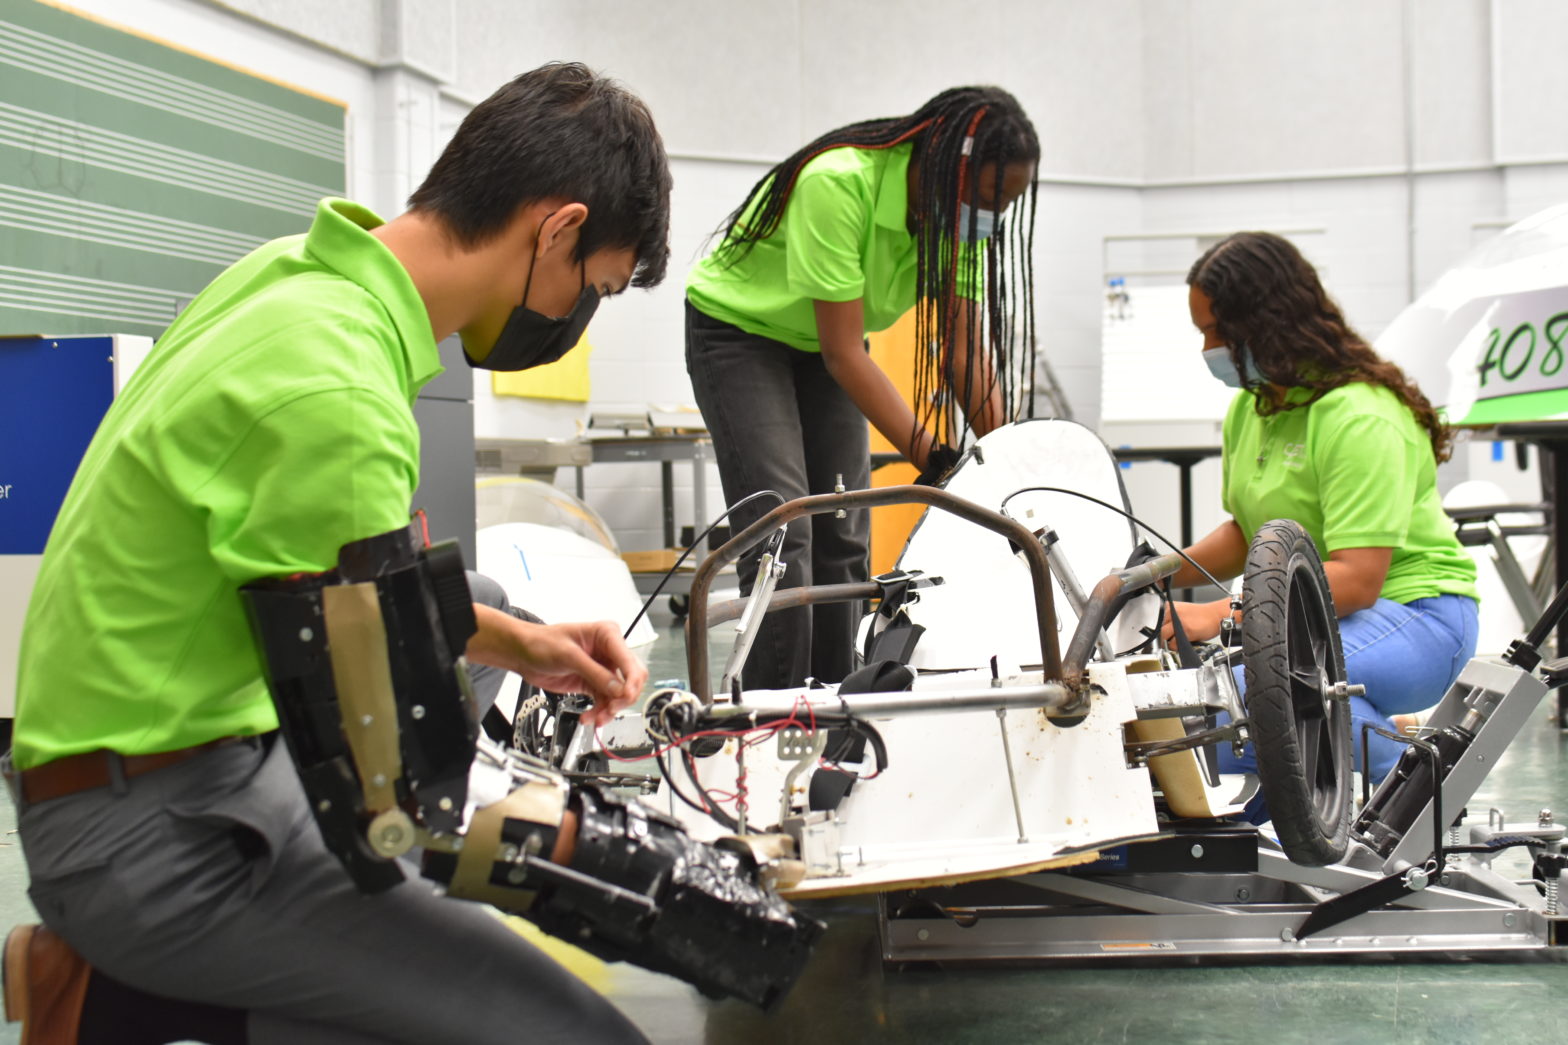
left=38, top=0, right=1568, bottom=557
left=450, top=0, right=1151, bottom=550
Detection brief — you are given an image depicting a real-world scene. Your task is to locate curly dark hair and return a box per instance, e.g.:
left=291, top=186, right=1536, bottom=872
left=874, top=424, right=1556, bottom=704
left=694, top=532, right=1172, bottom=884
left=1187, top=231, right=1452, bottom=462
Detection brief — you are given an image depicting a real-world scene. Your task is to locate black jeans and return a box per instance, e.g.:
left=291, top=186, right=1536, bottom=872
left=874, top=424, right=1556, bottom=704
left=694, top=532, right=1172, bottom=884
left=685, top=301, right=870, bottom=688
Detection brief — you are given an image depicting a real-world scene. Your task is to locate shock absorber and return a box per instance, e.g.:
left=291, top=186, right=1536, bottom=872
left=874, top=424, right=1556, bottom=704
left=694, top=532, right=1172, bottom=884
left=1355, top=708, right=1483, bottom=858
left=1538, top=847, right=1567, bottom=916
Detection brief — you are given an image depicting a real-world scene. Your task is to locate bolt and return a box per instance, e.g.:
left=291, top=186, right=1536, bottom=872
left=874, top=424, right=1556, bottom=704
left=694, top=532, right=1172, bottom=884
left=371, top=774, right=386, bottom=788
left=1503, top=913, right=1518, bottom=928
left=1540, top=809, right=1555, bottom=827
left=1404, top=867, right=1430, bottom=891
left=1279, top=928, right=1295, bottom=942
left=507, top=868, right=527, bottom=884
left=412, top=705, right=426, bottom=720
left=1235, top=887, right=1251, bottom=902
left=1190, top=844, right=1204, bottom=859
left=438, top=796, right=454, bottom=811
left=317, top=799, right=332, bottom=813
left=360, top=714, right=373, bottom=727
left=298, top=627, right=314, bottom=642
left=916, top=928, right=930, bottom=942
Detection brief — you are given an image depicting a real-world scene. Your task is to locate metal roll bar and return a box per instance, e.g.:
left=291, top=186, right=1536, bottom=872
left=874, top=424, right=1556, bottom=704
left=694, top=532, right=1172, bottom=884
left=1060, top=552, right=1185, bottom=688
left=704, top=583, right=882, bottom=630
left=684, top=486, right=1061, bottom=701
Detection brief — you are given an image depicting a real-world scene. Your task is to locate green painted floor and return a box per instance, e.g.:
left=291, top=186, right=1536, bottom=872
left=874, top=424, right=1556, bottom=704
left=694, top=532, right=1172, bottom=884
left=4, top=620, right=1567, bottom=1044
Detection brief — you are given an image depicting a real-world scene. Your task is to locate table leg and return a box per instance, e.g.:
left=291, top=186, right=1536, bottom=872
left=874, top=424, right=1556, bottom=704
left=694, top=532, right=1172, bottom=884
left=1177, top=460, right=1196, bottom=601
left=1547, top=444, right=1568, bottom=727
left=661, top=461, right=675, bottom=549
left=691, top=448, right=708, bottom=558
left=1178, top=462, right=1195, bottom=549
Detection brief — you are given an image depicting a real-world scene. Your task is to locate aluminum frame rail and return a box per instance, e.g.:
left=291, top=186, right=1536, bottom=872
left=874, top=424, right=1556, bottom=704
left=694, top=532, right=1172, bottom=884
left=683, top=486, right=1063, bottom=701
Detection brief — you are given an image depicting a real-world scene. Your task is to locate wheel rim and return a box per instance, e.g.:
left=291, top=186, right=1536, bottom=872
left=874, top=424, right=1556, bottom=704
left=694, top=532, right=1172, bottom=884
left=1285, top=560, right=1344, bottom=827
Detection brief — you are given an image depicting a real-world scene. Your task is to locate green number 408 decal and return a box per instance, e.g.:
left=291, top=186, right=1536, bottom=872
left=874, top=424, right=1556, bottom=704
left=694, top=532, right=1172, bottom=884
left=1478, top=312, right=1568, bottom=388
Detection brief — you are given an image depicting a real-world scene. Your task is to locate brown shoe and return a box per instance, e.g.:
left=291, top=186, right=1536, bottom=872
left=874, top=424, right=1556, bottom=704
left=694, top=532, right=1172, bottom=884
left=4, top=924, right=90, bottom=1045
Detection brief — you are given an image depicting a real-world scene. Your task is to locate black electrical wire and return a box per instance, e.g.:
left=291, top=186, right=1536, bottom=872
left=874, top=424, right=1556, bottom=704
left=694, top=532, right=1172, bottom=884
left=839, top=717, right=890, bottom=777
left=998, top=485, right=1231, bottom=593
left=655, top=744, right=739, bottom=832
left=651, top=699, right=892, bottom=830
left=684, top=748, right=745, bottom=832
left=622, top=488, right=789, bottom=640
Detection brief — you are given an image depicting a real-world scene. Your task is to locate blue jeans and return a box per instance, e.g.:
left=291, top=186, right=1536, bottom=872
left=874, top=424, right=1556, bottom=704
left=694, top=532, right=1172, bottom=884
left=1218, top=593, right=1479, bottom=793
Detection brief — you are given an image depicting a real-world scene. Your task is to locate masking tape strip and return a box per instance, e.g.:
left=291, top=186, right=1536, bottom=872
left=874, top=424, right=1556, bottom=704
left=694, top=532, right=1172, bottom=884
left=448, top=779, right=569, bottom=908
left=1130, top=716, right=1217, bottom=819
left=322, top=582, right=405, bottom=814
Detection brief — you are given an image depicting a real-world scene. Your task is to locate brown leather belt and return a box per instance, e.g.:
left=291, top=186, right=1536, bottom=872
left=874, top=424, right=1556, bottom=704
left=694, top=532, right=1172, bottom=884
left=11, top=738, right=247, bottom=805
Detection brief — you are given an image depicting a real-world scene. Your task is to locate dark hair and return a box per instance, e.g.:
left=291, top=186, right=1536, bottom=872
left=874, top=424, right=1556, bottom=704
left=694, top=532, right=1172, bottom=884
left=1187, top=231, right=1453, bottom=462
left=408, top=62, right=671, bottom=288
left=712, top=86, right=1041, bottom=447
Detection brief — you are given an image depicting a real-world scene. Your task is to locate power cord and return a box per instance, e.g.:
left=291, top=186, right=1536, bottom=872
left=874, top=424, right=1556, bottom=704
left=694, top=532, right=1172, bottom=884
left=998, top=485, right=1230, bottom=592
left=622, top=489, right=788, bottom=639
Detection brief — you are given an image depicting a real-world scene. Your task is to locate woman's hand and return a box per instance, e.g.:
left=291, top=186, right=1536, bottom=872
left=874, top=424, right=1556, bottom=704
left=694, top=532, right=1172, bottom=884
left=814, top=298, right=932, bottom=463
left=915, top=443, right=961, bottom=485
left=1159, top=598, right=1231, bottom=645
left=467, top=605, right=647, bottom=727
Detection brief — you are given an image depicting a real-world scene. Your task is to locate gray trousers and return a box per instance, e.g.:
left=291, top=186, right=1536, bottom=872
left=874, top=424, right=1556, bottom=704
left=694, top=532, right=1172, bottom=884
left=685, top=301, right=871, bottom=689
left=11, top=573, right=649, bottom=1045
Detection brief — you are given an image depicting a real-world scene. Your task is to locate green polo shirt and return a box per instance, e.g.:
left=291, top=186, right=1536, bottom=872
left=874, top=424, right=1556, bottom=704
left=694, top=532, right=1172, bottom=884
left=12, top=198, right=440, bottom=769
left=686, top=143, right=980, bottom=352
left=1220, top=382, right=1476, bottom=605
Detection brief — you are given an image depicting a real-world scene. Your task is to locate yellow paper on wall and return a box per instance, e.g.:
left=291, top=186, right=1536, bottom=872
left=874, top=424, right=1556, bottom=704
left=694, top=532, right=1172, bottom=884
left=490, top=334, right=593, bottom=402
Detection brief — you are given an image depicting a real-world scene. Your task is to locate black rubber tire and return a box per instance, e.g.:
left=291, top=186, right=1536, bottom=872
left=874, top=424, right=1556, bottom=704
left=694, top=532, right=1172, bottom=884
left=1241, top=518, right=1354, bottom=866
left=668, top=593, right=691, bottom=619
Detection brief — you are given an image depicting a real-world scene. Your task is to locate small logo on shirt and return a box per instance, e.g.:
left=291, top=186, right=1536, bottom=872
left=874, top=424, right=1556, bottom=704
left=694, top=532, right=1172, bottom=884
left=1281, top=442, right=1307, bottom=469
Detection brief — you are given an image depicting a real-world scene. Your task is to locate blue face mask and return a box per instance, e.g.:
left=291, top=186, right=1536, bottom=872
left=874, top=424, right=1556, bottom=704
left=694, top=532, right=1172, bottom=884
left=1202, top=345, right=1251, bottom=388
left=958, top=201, right=999, bottom=242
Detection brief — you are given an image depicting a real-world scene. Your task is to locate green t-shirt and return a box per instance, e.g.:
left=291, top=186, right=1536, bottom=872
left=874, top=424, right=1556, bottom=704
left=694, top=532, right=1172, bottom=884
left=1221, top=383, right=1477, bottom=605
left=686, top=142, right=980, bottom=352
left=13, top=198, right=440, bottom=769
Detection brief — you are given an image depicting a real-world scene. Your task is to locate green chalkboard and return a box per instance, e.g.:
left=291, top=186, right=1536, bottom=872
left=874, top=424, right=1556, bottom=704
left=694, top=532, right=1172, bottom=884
left=0, top=0, right=346, bottom=336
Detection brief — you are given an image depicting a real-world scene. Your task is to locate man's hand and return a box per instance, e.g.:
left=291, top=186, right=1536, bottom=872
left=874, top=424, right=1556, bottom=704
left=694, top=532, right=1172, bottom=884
left=1158, top=599, right=1230, bottom=646
left=468, top=606, right=647, bottom=727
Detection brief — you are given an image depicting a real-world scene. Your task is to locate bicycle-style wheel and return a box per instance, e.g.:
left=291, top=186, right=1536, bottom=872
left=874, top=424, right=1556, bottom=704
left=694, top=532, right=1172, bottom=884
left=1241, top=519, right=1353, bottom=866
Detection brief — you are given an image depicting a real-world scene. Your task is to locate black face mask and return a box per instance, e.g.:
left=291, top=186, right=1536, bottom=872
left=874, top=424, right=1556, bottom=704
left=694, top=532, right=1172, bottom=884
left=463, top=246, right=600, bottom=372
